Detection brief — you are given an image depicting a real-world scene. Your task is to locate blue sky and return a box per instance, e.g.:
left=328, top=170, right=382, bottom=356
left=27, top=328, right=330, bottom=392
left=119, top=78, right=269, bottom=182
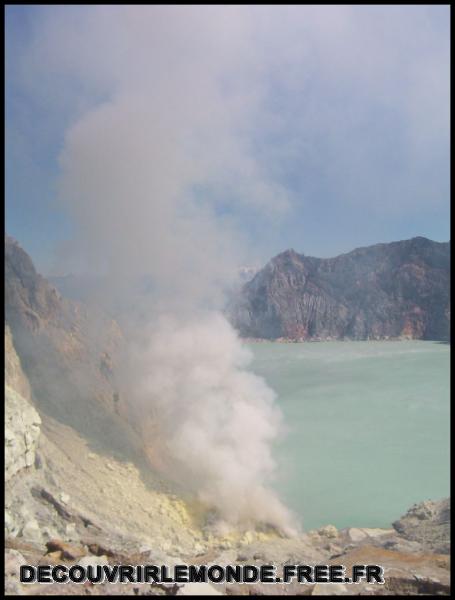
left=5, top=5, right=450, bottom=276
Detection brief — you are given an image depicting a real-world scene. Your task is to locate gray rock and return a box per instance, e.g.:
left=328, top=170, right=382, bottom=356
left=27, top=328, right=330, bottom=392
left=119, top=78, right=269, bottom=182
left=311, top=582, right=350, bottom=595
left=5, top=385, right=41, bottom=482
left=78, top=555, right=110, bottom=568
left=383, top=538, right=423, bottom=553
left=318, top=525, right=339, bottom=539
left=393, top=498, right=450, bottom=554
left=20, top=518, right=43, bottom=544
left=59, top=492, right=70, bottom=504
left=5, top=510, right=21, bottom=538
left=178, top=582, right=223, bottom=595
left=5, top=325, right=41, bottom=484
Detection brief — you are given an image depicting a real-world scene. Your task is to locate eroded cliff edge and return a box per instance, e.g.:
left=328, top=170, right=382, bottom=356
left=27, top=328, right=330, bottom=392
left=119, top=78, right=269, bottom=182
left=229, top=237, right=450, bottom=341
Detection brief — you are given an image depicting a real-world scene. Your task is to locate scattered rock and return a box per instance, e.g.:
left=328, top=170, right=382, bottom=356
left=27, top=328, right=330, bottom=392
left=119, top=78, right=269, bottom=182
left=318, top=525, right=339, bottom=539
left=383, top=538, right=423, bottom=553
left=344, top=528, right=368, bottom=543
left=46, top=539, right=86, bottom=560
left=20, top=519, right=42, bottom=544
left=311, top=583, right=349, bottom=595
left=361, top=527, right=394, bottom=539
left=85, top=541, right=116, bottom=557
left=59, top=492, right=70, bottom=505
left=178, top=582, right=223, bottom=596
left=331, top=545, right=450, bottom=596
left=78, top=555, right=109, bottom=568
left=5, top=510, right=21, bottom=538
left=216, top=541, right=232, bottom=551
left=65, top=522, right=77, bottom=538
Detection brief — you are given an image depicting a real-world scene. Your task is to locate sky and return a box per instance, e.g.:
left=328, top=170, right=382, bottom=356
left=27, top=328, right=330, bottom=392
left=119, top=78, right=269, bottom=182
left=5, top=5, right=450, bottom=276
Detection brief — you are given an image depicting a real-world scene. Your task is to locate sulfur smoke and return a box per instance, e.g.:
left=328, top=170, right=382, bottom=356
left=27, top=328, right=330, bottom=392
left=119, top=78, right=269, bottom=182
left=58, top=93, right=295, bottom=535
left=53, top=7, right=295, bottom=534
left=128, top=313, right=294, bottom=534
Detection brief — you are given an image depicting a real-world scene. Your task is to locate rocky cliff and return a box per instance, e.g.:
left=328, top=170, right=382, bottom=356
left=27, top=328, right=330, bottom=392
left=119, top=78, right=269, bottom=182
left=5, top=325, right=41, bottom=483
left=5, top=236, right=146, bottom=461
left=229, top=237, right=450, bottom=341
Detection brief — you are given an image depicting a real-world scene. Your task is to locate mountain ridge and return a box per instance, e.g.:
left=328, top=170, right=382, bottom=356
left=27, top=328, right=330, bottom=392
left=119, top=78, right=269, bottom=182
left=228, top=236, right=450, bottom=341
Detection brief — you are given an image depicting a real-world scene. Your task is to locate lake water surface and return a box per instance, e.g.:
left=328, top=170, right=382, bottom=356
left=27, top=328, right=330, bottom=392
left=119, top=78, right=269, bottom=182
left=248, top=341, right=450, bottom=532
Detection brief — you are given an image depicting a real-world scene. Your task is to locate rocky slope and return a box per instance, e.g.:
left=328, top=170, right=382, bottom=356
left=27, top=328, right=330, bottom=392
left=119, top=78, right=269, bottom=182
left=5, top=325, right=41, bottom=483
left=229, top=237, right=450, bottom=341
left=5, top=235, right=144, bottom=460
left=4, top=235, right=451, bottom=595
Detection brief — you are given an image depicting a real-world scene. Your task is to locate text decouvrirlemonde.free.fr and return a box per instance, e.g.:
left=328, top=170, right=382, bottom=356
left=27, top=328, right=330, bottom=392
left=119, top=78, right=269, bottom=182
left=21, top=563, right=385, bottom=585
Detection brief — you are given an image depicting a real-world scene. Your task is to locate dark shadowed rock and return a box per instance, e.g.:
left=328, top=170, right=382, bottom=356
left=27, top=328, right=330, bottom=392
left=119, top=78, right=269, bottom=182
left=229, top=237, right=450, bottom=341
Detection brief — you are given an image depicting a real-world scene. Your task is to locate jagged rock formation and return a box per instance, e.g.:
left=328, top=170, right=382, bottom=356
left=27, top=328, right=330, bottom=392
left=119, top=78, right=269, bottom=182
left=5, top=324, right=32, bottom=400
left=393, top=498, right=450, bottom=555
left=229, top=237, right=450, bottom=341
left=5, top=387, right=41, bottom=482
left=5, top=326, right=41, bottom=482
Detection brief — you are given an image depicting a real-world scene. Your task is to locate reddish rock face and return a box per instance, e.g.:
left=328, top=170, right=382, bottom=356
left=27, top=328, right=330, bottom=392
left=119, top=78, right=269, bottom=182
left=401, top=315, right=426, bottom=339
left=229, top=237, right=450, bottom=341
left=5, top=236, right=144, bottom=465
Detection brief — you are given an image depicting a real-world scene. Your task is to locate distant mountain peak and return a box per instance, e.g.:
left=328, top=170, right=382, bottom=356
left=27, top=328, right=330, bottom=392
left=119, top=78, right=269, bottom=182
left=229, top=237, right=450, bottom=342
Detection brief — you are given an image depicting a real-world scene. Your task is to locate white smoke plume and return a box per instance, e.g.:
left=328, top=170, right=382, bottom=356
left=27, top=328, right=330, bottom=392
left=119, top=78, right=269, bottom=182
left=51, top=6, right=296, bottom=533
left=127, top=313, right=294, bottom=534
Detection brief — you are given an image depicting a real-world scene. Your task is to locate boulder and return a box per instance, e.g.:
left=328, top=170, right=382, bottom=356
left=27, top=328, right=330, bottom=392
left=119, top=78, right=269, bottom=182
left=46, top=539, right=86, bottom=560
left=393, top=499, right=450, bottom=554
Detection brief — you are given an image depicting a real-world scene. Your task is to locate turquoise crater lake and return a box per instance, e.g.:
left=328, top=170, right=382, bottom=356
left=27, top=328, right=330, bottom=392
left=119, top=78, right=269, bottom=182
left=248, top=340, right=450, bottom=532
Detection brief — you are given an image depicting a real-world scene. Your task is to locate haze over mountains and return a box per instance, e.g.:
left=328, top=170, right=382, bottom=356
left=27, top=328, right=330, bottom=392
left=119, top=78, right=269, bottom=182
left=228, top=237, right=450, bottom=342
left=11, top=234, right=450, bottom=346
